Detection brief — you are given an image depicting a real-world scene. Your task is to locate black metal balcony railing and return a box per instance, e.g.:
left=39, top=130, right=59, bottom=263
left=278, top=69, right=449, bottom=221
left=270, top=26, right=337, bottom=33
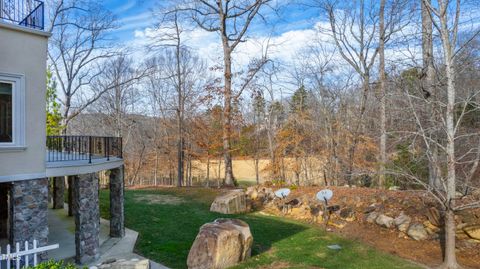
left=47, top=136, right=123, bottom=163
left=0, top=0, right=44, bottom=30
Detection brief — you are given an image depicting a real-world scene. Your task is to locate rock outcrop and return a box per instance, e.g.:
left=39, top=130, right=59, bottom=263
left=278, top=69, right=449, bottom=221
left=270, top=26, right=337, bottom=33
left=394, top=212, right=412, bottom=233
left=376, top=214, right=395, bottom=228
left=187, top=218, right=253, bottom=269
left=407, top=223, right=428, bottom=241
left=463, top=225, right=480, bottom=240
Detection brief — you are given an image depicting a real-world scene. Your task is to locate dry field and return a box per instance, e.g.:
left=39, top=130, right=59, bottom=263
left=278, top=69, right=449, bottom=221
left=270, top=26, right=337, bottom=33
left=189, top=157, right=327, bottom=184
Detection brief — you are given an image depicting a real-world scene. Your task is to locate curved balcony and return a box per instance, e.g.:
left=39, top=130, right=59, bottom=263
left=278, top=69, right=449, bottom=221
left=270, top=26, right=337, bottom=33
left=0, top=0, right=44, bottom=30
left=46, top=135, right=123, bottom=177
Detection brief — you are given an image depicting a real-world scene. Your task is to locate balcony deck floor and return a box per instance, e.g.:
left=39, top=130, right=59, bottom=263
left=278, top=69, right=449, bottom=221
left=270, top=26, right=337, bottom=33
left=46, top=151, right=123, bottom=177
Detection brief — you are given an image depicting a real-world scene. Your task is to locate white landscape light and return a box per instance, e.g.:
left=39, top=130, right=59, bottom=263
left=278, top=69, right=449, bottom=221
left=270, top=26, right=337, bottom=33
left=274, top=188, right=291, bottom=199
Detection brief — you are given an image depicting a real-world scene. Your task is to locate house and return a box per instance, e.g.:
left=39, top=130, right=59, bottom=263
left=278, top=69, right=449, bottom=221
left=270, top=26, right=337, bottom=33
left=0, top=0, right=125, bottom=265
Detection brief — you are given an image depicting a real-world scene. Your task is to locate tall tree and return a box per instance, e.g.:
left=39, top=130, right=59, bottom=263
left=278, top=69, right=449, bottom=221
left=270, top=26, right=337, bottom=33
left=150, top=10, right=187, bottom=186
left=319, top=0, right=381, bottom=185
left=252, top=92, right=266, bottom=184
left=426, top=1, right=460, bottom=267
left=47, top=0, right=118, bottom=131
left=318, top=0, right=408, bottom=186
left=378, top=0, right=387, bottom=187
left=174, top=0, right=271, bottom=186
left=400, top=1, right=480, bottom=267
left=421, top=0, right=442, bottom=189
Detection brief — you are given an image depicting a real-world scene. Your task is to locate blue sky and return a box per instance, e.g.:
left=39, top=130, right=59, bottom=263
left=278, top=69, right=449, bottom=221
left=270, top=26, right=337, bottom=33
left=99, top=0, right=480, bottom=89
left=103, top=0, right=320, bottom=45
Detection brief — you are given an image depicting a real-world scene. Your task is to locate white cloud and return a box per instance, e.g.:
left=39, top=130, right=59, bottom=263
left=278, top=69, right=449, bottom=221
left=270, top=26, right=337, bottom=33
left=131, top=20, right=336, bottom=71
left=113, top=0, right=137, bottom=14
left=115, top=12, right=153, bottom=33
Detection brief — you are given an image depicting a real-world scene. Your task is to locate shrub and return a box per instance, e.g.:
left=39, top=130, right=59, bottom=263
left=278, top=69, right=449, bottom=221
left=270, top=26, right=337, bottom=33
left=27, top=260, right=78, bottom=269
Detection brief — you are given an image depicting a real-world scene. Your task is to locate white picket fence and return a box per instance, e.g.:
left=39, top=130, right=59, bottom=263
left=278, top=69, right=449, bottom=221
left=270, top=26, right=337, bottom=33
left=0, top=240, right=59, bottom=269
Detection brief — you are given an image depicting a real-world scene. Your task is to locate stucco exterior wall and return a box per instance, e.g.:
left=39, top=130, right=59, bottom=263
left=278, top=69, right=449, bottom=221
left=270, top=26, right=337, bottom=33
left=0, top=23, right=49, bottom=180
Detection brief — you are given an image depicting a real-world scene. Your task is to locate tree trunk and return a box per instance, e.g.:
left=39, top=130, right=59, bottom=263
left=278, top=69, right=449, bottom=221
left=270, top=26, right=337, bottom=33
left=222, top=46, right=235, bottom=186
left=175, top=14, right=184, bottom=188
left=206, top=156, right=210, bottom=187
left=439, top=3, right=459, bottom=266
left=346, top=75, right=370, bottom=185
left=421, top=0, right=442, bottom=190
left=255, top=157, right=260, bottom=185
left=217, top=158, right=222, bottom=188
left=154, top=149, right=159, bottom=186
left=442, top=208, right=459, bottom=268
left=267, top=126, right=277, bottom=179
left=378, top=0, right=387, bottom=188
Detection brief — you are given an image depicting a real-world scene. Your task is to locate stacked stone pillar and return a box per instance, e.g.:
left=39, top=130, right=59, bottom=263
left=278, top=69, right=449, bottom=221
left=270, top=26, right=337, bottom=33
left=109, top=166, right=125, bottom=238
left=74, top=173, right=100, bottom=264
left=52, top=177, right=65, bottom=209
left=11, top=178, right=49, bottom=262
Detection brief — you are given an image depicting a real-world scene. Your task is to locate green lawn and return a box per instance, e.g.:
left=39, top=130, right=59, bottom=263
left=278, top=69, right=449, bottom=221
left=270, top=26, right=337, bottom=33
left=99, top=188, right=422, bottom=269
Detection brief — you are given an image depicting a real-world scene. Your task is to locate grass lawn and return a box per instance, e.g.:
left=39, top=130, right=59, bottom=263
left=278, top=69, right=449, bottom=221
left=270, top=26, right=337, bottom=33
left=99, top=188, right=422, bottom=269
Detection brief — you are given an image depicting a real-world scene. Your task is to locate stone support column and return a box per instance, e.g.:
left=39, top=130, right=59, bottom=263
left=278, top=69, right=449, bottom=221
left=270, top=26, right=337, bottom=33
left=11, top=179, right=49, bottom=262
left=109, top=166, right=125, bottom=238
left=74, top=173, right=100, bottom=264
left=52, top=177, right=65, bottom=209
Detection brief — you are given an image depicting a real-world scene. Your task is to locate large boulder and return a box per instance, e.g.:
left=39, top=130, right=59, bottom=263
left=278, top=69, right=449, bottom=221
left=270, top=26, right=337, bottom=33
left=210, top=190, right=247, bottom=214
left=187, top=218, right=253, bottom=269
left=407, top=223, right=428, bottom=241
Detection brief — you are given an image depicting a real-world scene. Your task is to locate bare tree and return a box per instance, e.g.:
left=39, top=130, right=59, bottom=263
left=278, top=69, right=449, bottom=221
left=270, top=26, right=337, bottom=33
left=393, top=1, right=480, bottom=267
left=171, top=0, right=272, bottom=186
left=316, top=0, right=409, bottom=186
left=149, top=11, right=186, bottom=186
left=318, top=0, right=380, bottom=185
left=424, top=1, right=479, bottom=267
left=421, top=0, right=443, bottom=189
left=89, top=55, right=148, bottom=139
left=378, top=0, right=387, bottom=187
left=47, top=1, right=120, bottom=131
left=146, top=17, right=207, bottom=187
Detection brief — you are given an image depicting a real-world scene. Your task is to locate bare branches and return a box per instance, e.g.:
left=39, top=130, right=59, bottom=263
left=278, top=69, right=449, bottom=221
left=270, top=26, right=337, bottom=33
left=48, top=0, right=120, bottom=131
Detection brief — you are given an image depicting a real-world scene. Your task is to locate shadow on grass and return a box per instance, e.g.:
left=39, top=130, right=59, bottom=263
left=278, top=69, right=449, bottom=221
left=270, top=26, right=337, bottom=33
left=99, top=188, right=307, bottom=269
left=100, top=188, right=421, bottom=269
left=239, top=214, right=308, bottom=256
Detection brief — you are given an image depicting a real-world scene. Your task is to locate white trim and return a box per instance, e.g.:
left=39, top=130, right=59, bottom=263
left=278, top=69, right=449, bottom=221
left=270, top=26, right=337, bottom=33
left=0, top=146, right=26, bottom=152
left=0, top=21, right=51, bottom=37
left=0, top=172, right=46, bottom=182
left=0, top=73, right=25, bottom=148
left=46, top=159, right=124, bottom=177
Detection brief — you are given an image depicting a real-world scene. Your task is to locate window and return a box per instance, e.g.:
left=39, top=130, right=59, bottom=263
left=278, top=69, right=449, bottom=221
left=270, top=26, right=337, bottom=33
left=0, top=73, right=25, bottom=148
left=0, top=82, right=12, bottom=142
